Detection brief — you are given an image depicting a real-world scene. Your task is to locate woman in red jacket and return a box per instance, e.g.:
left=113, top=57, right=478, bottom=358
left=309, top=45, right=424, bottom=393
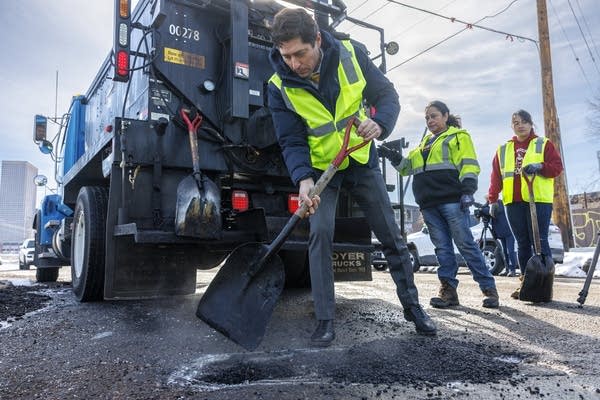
left=488, top=110, right=563, bottom=297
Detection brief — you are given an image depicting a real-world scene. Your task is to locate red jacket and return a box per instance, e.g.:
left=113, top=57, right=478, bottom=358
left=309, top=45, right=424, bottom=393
left=488, top=133, right=563, bottom=203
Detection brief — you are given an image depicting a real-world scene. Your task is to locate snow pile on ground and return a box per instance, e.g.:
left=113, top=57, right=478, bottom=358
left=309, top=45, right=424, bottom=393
left=556, top=248, right=598, bottom=278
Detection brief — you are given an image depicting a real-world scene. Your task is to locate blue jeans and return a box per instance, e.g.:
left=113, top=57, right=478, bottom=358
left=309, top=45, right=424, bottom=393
left=499, top=234, right=518, bottom=273
left=421, top=203, right=496, bottom=291
left=505, top=202, right=552, bottom=272
left=308, top=165, right=419, bottom=320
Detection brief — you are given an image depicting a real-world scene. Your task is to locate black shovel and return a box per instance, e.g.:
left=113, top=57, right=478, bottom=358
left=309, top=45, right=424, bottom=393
left=175, top=109, right=222, bottom=239
left=196, top=117, right=368, bottom=351
left=519, top=173, right=555, bottom=303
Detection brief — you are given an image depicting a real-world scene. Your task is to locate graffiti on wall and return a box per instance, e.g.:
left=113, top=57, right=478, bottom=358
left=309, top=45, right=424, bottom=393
left=571, top=208, right=600, bottom=247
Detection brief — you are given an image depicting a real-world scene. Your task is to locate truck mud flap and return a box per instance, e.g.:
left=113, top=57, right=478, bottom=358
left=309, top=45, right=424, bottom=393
left=104, top=236, right=200, bottom=299
left=270, top=216, right=373, bottom=282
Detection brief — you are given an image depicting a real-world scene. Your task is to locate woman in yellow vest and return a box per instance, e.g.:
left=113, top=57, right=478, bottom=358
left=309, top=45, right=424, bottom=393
left=386, top=101, right=499, bottom=309
left=487, top=109, right=563, bottom=297
left=267, top=7, right=437, bottom=346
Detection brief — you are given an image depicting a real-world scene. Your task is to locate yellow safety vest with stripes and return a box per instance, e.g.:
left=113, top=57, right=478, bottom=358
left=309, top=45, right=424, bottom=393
left=497, top=137, right=553, bottom=204
left=397, top=126, right=480, bottom=182
left=269, top=40, right=371, bottom=171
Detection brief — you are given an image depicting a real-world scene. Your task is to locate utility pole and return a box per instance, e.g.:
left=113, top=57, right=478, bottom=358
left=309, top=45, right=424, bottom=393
left=537, top=0, right=574, bottom=249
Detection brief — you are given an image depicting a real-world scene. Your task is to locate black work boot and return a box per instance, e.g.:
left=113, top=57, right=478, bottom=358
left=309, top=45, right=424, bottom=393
left=403, top=304, right=437, bottom=336
left=311, top=319, right=335, bottom=347
left=482, top=287, right=500, bottom=308
left=430, top=280, right=459, bottom=308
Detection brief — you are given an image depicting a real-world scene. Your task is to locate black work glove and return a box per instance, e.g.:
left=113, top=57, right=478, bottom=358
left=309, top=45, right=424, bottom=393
left=523, top=163, right=543, bottom=175
left=460, top=194, right=475, bottom=211
left=378, top=144, right=403, bottom=166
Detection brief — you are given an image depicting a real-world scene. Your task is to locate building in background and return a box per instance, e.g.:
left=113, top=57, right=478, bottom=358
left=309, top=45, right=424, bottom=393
left=0, top=161, right=38, bottom=252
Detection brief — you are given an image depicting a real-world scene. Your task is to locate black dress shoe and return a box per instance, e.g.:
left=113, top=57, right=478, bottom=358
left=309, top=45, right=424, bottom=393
left=311, top=319, right=335, bottom=346
left=403, top=305, right=437, bottom=336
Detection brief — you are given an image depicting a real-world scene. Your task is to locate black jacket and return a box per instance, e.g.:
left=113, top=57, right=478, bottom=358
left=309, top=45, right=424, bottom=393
left=267, top=30, right=400, bottom=185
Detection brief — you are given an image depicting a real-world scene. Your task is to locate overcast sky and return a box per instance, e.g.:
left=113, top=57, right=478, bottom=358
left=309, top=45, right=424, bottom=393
left=0, top=0, right=599, bottom=206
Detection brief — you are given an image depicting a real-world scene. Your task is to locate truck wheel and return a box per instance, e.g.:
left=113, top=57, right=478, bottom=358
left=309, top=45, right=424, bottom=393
left=410, top=248, right=421, bottom=273
left=481, top=242, right=505, bottom=276
left=71, top=186, right=108, bottom=302
left=19, top=259, right=29, bottom=270
left=36, top=268, right=59, bottom=282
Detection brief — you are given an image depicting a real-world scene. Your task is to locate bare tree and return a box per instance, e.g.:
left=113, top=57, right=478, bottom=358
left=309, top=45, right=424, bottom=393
left=588, top=89, right=600, bottom=137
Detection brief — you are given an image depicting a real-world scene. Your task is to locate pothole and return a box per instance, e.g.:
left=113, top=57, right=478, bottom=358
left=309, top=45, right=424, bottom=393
left=170, top=338, right=530, bottom=391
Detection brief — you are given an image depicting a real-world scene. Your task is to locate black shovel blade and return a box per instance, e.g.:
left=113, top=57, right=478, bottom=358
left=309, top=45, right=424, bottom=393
left=175, top=174, right=222, bottom=239
left=196, top=243, right=285, bottom=351
left=519, top=254, right=555, bottom=303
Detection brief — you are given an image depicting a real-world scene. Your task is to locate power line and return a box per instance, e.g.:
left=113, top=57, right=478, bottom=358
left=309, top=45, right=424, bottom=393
left=389, top=0, right=459, bottom=40
left=574, top=0, right=600, bottom=62
left=566, top=0, right=600, bottom=75
left=362, top=2, right=391, bottom=22
left=387, top=27, right=467, bottom=72
left=348, top=0, right=369, bottom=15
left=384, top=0, right=536, bottom=45
left=387, top=0, right=535, bottom=72
left=549, top=0, right=591, bottom=86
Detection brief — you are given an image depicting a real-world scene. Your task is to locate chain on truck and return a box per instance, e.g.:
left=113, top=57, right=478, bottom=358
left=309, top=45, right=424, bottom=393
left=31, top=0, right=400, bottom=301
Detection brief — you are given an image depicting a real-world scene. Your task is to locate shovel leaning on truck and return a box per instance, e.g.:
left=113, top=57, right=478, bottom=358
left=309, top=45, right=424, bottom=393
left=196, top=116, right=369, bottom=351
left=175, top=108, right=222, bottom=239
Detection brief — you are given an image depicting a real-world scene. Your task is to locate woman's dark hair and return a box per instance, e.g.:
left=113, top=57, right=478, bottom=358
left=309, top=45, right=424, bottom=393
left=512, top=109, right=535, bottom=134
left=512, top=109, right=533, bottom=124
left=426, top=100, right=461, bottom=128
left=271, top=8, right=319, bottom=47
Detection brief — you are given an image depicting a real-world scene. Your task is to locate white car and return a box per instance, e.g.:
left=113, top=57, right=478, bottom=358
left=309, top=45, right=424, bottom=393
left=407, top=220, right=564, bottom=275
left=18, top=238, right=35, bottom=270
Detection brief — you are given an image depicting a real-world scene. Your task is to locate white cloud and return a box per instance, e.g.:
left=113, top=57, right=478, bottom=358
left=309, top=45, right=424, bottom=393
left=0, top=0, right=598, bottom=208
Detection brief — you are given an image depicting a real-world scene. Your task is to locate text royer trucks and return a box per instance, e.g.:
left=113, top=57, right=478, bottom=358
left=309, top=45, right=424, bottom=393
left=32, top=0, right=397, bottom=301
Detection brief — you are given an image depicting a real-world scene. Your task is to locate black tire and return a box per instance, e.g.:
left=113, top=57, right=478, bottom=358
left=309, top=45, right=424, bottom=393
left=373, top=263, right=387, bottom=271
left=36, top=267, right=59, bottom=282
left=410, top=248, right=421, bottom=273
left=19, top=259, right=28, bottom=270
left=481, top=242, right=505, bottom=276
left=32, top=211, right=57, bottom=281
left=71, top=186, right=108, bottom=302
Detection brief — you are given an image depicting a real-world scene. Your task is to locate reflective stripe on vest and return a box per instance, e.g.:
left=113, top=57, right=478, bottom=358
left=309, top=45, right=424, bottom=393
left=269, top=41, right=371, bottom=170
left=398, top=126, right=479, bottom=181
left=497, top=137, right=553, bottom=204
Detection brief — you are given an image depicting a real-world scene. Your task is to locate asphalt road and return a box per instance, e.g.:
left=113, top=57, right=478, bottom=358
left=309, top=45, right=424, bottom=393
left=1, top=258, right=599, bottom=400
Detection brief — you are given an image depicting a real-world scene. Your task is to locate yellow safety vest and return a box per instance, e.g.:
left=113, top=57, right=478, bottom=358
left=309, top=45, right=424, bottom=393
left=397, top=126, right=480, bottom=182
left=269, top=40, right=371, bottom=170
left=497, top=137, right=553, bottom=204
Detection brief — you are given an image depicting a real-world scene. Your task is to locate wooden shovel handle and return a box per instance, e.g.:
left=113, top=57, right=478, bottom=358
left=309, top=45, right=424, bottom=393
left=295, top=117, right=370, bottom=218
left=523, top=174, right=542, bottom=255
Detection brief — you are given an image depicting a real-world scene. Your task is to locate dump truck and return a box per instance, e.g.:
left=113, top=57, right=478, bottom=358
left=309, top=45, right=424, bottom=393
left=32, top=0, right=398, bottom=301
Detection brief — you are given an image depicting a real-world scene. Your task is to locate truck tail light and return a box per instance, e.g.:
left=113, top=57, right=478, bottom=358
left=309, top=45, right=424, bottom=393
left=115, top=50, right=129, bottom=79
left=232, top=190, right=249, bottom=212
left=119, top=0, right=130, bottom=18
left=288, top=194, right=300, bottom=214
left=113, top=0, right=131, bottom=82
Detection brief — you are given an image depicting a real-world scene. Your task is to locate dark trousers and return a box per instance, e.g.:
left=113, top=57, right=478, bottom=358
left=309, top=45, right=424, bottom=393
left=499, top=234, right=518, bottom=273
left=308, top=164, right=419, bottom=320
left=505, top=202, right=552, bottom=272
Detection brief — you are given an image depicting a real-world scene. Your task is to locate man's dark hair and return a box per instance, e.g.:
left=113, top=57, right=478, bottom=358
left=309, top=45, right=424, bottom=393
left=271, top=8, right=318, bottom=47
